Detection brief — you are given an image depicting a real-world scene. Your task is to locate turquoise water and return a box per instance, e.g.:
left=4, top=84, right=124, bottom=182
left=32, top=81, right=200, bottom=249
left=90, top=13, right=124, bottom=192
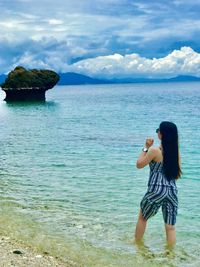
left=0, top=83, right=199, bottom=266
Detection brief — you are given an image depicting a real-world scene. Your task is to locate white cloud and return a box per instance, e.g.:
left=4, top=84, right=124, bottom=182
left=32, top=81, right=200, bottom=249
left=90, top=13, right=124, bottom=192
left=48, top=19, right=63, bottom=25
left=0, top=20, right=27, bottom=30
left=8, top=38, right=89, bottom=73
left=71, top=47, right=200, bottom=78
left=11, top=51, right=50, bottom=71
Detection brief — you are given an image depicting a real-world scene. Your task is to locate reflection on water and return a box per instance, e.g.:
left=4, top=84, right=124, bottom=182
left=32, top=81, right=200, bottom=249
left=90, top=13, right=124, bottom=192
left=5, top=100, right=58, bottom=108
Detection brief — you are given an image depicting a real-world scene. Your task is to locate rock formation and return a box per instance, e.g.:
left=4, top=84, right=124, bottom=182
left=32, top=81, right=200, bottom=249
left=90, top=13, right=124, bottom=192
left=1, top=66, right=60, bottom=102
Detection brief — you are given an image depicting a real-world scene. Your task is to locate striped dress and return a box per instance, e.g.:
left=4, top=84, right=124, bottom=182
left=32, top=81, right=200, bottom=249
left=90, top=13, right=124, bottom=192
left=140, top=160, right=178, bottom=225
left=148, top=160, right=177, bottom=189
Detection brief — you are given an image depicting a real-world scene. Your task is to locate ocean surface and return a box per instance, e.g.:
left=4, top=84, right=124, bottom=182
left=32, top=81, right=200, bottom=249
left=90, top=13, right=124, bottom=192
left=0, top=83, right=199, bottom=267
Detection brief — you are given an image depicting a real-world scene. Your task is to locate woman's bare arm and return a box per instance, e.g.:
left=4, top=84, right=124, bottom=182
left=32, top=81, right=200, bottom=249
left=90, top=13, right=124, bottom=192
left=136, top=147, right=157, bottom=169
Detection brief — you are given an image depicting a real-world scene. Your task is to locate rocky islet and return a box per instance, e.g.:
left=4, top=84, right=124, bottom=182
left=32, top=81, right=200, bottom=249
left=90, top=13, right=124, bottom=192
left=1, top=66, right=60, bottom=102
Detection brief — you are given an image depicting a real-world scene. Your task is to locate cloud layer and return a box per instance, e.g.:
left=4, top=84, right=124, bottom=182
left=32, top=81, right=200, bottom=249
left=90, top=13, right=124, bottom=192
left=6, top=46, right=200, bottom=79
left=71, top=47, right=200, bottom=78
left=1, top=1, right=200, bottom=78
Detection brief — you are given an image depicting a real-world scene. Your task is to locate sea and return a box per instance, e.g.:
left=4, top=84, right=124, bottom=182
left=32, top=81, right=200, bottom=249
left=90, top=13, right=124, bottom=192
left=0, top=82, right=199, bottom=267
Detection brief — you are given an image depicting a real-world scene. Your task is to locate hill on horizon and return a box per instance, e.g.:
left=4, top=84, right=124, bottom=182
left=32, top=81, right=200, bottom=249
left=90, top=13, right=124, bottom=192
left=58, top=72, right=200, bottom=85
left=1, top=72, right=200, bottom=86
left=57, top=72, right=110, bottom=85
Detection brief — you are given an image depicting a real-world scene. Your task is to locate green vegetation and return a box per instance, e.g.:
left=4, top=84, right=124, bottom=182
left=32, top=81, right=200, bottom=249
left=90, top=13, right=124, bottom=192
left=1, top=66, right=60, bottom=89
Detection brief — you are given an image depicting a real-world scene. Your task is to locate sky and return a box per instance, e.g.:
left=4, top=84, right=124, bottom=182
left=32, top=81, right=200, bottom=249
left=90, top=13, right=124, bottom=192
left=1, top=0, right=200, bottom=78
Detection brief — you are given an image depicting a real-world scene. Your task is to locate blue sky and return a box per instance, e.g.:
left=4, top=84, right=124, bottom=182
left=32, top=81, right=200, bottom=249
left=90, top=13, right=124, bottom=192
left=1, top=0, right=200, bottom=78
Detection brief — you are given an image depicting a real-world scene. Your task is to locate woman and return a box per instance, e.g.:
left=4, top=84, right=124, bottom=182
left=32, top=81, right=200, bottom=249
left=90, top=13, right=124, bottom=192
left=135, top=121, right=182, bottom=247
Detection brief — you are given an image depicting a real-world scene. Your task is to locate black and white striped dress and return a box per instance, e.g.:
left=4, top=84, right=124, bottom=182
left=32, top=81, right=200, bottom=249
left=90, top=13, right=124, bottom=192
left=148, top=160, right=177, bottom=189
left=140, top=160, right=178, bottom=225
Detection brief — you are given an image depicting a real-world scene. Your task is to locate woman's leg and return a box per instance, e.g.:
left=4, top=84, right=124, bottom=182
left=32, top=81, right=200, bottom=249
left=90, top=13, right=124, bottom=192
left=165, top=224, right=176, bottom=247
left=162, top=193, right=177, bottom=247
left=135, top=209, right=147, bottom=242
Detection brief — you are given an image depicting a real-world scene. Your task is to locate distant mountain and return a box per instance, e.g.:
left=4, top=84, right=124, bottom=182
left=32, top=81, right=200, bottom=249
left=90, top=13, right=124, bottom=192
left=107, top=75, right=200, bottom=83
left=1, top=72, right=200, bottom=86
left=58, top=72, right=200, bottom=85
left=58, top=72, right=111, bottom=85
left=167, top=75, right=200, bottom=82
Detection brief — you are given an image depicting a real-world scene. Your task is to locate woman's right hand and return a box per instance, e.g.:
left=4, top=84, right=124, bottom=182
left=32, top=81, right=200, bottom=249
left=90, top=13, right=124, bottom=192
left=145, top=138, right=154, bottom=148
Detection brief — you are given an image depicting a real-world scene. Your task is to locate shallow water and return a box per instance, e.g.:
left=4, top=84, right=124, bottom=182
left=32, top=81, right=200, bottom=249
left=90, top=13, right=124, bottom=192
left=0, top=83, right=199, bottom=266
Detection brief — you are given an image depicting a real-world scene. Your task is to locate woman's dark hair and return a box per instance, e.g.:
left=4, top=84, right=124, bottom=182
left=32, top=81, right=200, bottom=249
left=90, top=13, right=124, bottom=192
left=159, top=121, right=182, bottom=180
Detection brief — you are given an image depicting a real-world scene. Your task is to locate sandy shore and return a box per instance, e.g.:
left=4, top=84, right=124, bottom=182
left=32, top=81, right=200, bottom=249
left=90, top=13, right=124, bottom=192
left=0, top=235, right=79, bottom=267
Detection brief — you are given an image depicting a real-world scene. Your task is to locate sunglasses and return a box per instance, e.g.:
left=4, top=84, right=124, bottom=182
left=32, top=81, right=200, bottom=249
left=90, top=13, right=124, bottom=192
left=156, top=128, right=160, bottom=133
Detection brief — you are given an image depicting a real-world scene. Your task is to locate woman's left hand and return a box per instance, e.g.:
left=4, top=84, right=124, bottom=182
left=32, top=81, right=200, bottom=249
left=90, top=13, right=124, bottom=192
left=145, top=138, right=154, bottom=148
